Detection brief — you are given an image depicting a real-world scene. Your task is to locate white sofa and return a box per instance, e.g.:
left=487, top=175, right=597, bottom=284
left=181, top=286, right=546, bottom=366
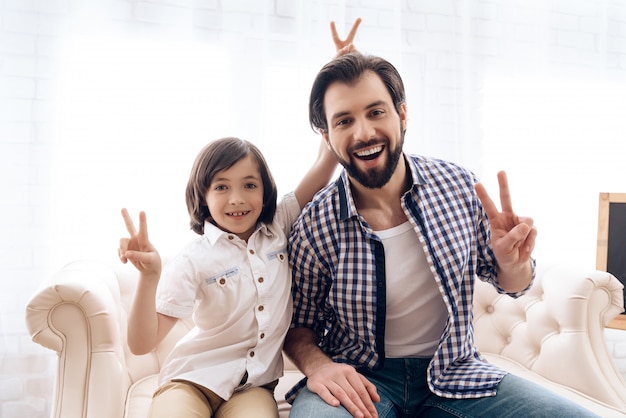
left=26, top=259, right=626, bottom=418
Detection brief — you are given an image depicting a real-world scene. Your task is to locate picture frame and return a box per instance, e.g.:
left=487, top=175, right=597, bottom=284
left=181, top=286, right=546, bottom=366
left=596, top=192, right=626, bottom=329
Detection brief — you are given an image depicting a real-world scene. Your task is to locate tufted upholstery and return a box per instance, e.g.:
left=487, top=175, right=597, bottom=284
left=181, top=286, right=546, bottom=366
left=26, top=259, right=626, bottom=418
left=474, top=263, right=626, bottom=415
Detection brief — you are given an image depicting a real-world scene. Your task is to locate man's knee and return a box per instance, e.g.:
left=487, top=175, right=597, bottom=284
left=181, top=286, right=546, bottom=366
left=289, top=387, right=353, bottom=418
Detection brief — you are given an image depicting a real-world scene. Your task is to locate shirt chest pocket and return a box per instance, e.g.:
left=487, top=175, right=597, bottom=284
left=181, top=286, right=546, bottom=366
left=201, top=267, right=254, bottom=313
left=266, top=248, right=287, bottom=263
left=205, top=267, right=241, bottom=288
left=262, top=249, right=288, bottom=285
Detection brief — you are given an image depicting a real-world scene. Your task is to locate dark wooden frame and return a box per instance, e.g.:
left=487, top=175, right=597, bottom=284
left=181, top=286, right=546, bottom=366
left=596, top=192, right=626, bottom=330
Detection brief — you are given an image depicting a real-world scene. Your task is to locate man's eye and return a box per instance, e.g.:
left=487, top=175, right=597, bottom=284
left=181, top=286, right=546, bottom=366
left=371, top=109, right=384, bottom=117
left=336, top=119, right=350, bottom=126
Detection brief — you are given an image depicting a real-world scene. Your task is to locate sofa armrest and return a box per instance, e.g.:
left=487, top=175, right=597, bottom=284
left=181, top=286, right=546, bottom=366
left=474, top=263, right=626, bottom=410
left=540, top=265, right=626, bottom=407
left=25, top=260, right=130, bottom=418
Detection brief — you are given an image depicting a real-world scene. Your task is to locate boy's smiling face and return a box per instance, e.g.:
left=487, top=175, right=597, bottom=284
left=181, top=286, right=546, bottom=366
left=205, top=155, right=264, bottom=241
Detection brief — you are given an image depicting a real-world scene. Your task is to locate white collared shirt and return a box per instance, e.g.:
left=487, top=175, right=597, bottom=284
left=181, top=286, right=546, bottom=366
left=155, top=192, right=300, bottom=400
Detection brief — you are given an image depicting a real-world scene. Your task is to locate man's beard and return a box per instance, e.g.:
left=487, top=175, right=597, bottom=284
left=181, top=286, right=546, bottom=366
left=335, top=133, right=404, bottom=189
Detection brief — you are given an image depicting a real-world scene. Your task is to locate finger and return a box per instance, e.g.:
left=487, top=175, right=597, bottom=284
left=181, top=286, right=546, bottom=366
left=125, top=249, right=154, bottom=265
left=497, top=171, right=514, bottom=214
left=332, top=387, right=367, bottom=418
left=121, top=208, right=137, bottom=236
left=330, top=21, right=339, bottom=45
left=360, top=374, right=380, bottom=403
left=324, top=373, right=375, bottom=418
left=474, top=182, right=500, bottom=221
left=520, top=226, right=537, bottom=258
left=135, top=211, right=151, bottom=249
left=517, top=216, right=534, bottom=229
left=312, top=384, right=341, bottom=408
left=344, top=17, right=362, bottom=44
left=314, top=379, right=369, bottom=418
left=119, top=238, right=130, bottom=263
left=497, top=223, right=531, bottom=254
left=345, top=374, right=378, bottom=417
left=331, top=18, right=362, bottom=49
left=513, top=222, right=531, bottom=243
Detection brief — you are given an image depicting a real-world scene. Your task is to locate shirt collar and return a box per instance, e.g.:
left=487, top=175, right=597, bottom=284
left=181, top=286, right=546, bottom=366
left=337, top=171, right=357, bottom=221
left=202, top=219, right=272, bottom=244
left=406, top=154, right=426, bottom=190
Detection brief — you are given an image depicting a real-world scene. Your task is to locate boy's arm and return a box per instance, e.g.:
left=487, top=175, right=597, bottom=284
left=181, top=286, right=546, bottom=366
left=293, top=139, right=337, bottom=209
left=292, top=18, right=362, bottom=208
left=127, top=271, right=178, bottom=355
left=120, top=209, right=177, bottom=354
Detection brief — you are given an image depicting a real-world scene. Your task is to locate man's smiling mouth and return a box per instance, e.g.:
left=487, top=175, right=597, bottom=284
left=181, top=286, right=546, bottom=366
left=355, top=145, right=383, bottom=161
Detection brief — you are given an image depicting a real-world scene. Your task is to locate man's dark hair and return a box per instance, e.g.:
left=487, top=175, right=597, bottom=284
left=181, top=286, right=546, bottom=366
left=309, top=52, right=406, bottom=133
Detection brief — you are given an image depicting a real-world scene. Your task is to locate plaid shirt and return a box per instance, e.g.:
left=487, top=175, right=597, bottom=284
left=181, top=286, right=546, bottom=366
left=287, top=154, right=535, bottom=402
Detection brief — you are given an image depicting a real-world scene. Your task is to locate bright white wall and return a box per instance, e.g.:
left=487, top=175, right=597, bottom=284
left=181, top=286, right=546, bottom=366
left=2, top=0, right=626, bottom=416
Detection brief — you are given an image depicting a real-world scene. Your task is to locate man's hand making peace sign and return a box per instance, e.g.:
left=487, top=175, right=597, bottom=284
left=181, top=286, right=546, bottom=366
left=474, top=171, right=537, bottom=293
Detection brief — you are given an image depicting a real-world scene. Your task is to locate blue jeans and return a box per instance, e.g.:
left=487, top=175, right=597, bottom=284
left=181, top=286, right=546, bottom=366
left=289, top=358, right=599, bottom=418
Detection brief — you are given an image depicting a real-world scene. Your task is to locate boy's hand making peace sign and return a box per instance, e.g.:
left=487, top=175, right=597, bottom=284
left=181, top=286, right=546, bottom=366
left=331, top=18, right=362, bottom=57
left=119, top=209, right=161, bottom=278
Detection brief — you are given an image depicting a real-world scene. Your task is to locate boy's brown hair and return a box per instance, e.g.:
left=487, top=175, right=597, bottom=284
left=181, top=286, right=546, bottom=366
left=185, top=137, right=278, bottom=235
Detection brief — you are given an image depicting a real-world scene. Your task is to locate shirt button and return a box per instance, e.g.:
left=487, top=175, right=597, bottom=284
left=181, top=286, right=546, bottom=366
left=258, top=305, right=264, bottom=311
left=219, top=278, right=226, bottom=285
left=249, top=249, right=255, bottom=255
left=258, top=277, right=264, bottom=283
left=228, top=235, right=234, bottom=240
left=279, top=254, right=284, bottom=260
left=260, top=333, right=265, bottom=339
left=250, top=351, right=255, bottom=358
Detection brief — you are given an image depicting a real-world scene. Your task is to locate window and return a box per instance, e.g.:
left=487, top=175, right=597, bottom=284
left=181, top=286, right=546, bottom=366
left=48, top=37, right=232, bottom=260
left=482, top=75, right=626, bottom=265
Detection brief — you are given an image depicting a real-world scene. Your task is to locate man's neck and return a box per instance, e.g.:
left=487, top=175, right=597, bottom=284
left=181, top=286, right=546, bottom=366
left=349, top=154, right=411, bottom=230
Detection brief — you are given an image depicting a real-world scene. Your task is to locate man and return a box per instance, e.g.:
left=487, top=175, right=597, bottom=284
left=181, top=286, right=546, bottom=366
left=284, top=51, right=597, bottom=418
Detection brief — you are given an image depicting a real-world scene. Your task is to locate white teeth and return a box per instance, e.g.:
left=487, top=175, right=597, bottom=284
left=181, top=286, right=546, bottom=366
left=229, top=211, right=247, bottom=216
left=356, top=146, right=382, bottom=157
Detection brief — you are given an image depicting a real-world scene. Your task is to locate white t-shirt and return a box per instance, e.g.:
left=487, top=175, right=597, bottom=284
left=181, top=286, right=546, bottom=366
left=155, top=192, right=300, bottom=400
left=375, top=221, right=448, bottom=358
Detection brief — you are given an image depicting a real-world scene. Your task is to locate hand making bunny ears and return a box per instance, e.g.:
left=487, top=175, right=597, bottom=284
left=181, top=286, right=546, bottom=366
left=331, top=17, right=362, bottom=57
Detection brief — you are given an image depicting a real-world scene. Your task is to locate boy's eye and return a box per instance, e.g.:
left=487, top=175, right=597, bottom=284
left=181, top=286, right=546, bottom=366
left=245, top=183, right=258, bottom=189
left=214, top=184, right=227, bottom=191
